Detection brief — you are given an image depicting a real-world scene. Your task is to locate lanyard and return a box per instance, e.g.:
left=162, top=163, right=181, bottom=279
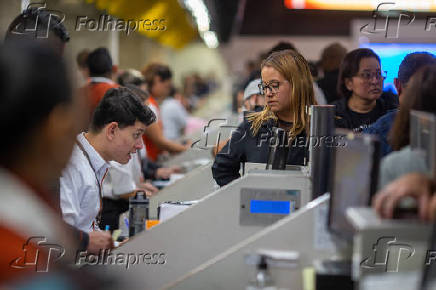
left=137, top=149, right=143, bottom=173
left=75, top=139, right=108, bottom=230
left=89, top=77, right=115, bottom=84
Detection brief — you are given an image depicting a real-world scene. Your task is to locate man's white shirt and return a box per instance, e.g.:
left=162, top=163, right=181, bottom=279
left=103, top=146, right=145, bottom=198
left=60, top=133, right=110, bottom=232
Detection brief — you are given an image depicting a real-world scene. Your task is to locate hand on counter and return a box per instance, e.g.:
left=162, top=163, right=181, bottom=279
left=372, top=173, right=435, bottom=221
left=87, top=231, right=114, bottom=254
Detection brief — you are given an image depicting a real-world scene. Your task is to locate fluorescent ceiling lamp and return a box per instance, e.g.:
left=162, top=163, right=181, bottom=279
left=185, top=0, right=210, bottom=32
left=201, top=30, right=219, bottom=48
left=184, top=0, right=219, bottom=48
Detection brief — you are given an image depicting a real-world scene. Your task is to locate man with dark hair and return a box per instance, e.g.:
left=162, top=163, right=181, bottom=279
left=76, top=49, right=90, bottom=86
left=86, top=47, right=119, bottom=114
left=267, top=41, right=297, bottom=56
left=60, top=87, right=155, bottom=233
left=396, top=52, right=436, bottom=102
left=364, top=52, right=436, bottom=156
left=4, top=6, right=113, bottom=259
left=86, top=47, right=119, bottom=108
left=87, top=47, right=113, bottom=77
left=5, top=5, right=70, bottom=55
left=317, top=42, right=347, bottom=103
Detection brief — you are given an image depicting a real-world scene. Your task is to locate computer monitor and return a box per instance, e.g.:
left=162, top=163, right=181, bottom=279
left=410, top=110, right=436, bottom=181
left=328, top=129, right=381, bottom=241
left=417, top=111, right=436, bottom=290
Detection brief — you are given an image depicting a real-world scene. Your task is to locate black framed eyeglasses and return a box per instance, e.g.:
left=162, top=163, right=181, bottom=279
left=355, top=70, right=387, bottom=81
left=258, top=81, right=282, bottom=95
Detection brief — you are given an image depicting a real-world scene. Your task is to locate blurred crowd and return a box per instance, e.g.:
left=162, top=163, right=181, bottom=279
left=1, top=6, right=436, bottom=290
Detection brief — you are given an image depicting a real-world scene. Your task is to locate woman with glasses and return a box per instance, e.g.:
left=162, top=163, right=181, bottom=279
left=333, top=48, right=397, bottom=132
left=212, top=49, right=316, bottom=186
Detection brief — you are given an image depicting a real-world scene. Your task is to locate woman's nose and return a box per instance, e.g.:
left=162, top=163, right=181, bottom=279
left=265, top=88, right=274, bottom=98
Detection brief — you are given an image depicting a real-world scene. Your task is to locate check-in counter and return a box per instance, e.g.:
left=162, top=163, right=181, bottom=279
left=148, top=161, right=216, bottom=219
left=98, top=168, right=312, bottom=290
left=346, top=208, right=432, bottom=290
left=168, top=194, right=350, bottom=290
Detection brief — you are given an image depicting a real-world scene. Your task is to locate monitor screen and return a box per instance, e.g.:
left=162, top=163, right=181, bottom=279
left=328, top=130, right=380, bottom=240
left=249, top=200, right=295, bottom=215
left=360, top=43, right=436, bottom=92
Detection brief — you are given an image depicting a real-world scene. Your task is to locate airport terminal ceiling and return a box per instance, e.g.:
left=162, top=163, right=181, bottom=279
left=39, top=0, right=436, bottom=46
left=236, top=0, right=436, bottom=37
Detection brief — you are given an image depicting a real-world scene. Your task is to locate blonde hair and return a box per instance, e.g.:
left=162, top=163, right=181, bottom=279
left=247, top=49, right=316, bottom=140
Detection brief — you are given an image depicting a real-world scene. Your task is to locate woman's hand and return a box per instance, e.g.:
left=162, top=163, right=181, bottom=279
left=372, top=173, right=434, bottom=221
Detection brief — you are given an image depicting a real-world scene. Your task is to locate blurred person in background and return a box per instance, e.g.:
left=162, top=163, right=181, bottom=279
left=0, top=41, right=108, bottom=289
left=182, top=73, right=211, bottom=109
left=317, top=43, right=347, bottom=104
left=378, top=64, right=436, bottom=189
left=214, top=78, right=265, bottom=157
left=242, top=78, right=264, bottom=112
left=5, top=6, right=113, bottom=259
left=308, top=61, right=327, bottom=105
left=5, top=6, right=69, bottom=55
left=363, top=52, right=436, bottom=157
left=118, top=68, right=148, bottom=92
left=235, top=88, right=245, bottom=113
left=161, top=87, right=189, bottom=141
left=243, top=60, right=259, bottom=88
left=76, top=49, right=90, bottom=87
left=333, top=48, right=397, bottom=132
left=182, top=74, right=197, bottom=110
left=125, top=84, right=182, bottom=180
left=267, top=41, right=297, bottom=56
left=141, top=63, right=190, bottom=162
left=86, top=47, right=119, bottom=114
left=192, top=73, right=209, bottom=99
